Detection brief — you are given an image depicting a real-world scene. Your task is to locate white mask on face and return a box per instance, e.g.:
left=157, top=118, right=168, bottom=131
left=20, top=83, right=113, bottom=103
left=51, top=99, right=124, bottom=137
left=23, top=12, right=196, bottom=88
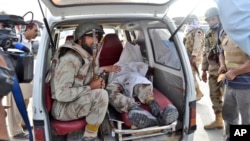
left=209, top=22, right=220, bottom=29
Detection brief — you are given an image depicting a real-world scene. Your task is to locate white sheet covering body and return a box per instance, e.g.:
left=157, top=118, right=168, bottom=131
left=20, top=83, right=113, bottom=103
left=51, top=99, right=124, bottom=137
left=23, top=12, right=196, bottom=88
left=108, top=42, right=152, bottom=97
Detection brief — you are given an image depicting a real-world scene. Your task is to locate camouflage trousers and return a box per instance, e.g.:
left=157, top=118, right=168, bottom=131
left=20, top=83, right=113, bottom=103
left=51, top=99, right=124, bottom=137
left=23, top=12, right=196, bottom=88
left=51, top=89, right=109, bottom=126
left=208, top=74, right=223, bottom=114
left=106, top=83, right=153, bottom=113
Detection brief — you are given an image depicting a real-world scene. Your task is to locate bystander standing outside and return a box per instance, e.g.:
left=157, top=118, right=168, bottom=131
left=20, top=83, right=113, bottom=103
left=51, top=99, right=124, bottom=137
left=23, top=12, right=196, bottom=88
left=6, top=22, right=38, bottom=139
left=216, top=1, right=250, bottom=141
left=218, top=33, right=250, bottom=141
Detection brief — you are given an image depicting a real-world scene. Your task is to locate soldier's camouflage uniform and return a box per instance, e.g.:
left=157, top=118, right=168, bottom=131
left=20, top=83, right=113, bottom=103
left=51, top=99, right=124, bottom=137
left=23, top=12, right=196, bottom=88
left=50, top=43, right=109, bottom=126
left=106, top=83, right=153, bottom=113
left=202, top=29, right=225, bottom=116
left=184, top=28, right=204, bottom=98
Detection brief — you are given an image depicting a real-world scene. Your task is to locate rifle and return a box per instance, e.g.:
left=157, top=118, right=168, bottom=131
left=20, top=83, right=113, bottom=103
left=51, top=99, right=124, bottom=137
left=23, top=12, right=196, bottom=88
left=91, top=29, right=99, bottom=80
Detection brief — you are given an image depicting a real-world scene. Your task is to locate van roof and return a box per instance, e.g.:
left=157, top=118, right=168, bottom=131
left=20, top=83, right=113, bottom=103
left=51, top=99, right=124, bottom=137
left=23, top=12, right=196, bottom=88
left=41, top=0, right=176, bottom=18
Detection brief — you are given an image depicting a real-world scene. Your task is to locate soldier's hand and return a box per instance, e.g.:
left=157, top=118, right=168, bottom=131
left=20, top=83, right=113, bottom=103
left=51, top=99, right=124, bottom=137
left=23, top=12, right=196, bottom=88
left=189, top=56, right=196, bottom=68
left=101, top=65, right=121, bottom=73
left=109, top=65, right=121, bottom=73
left=89, top=78, right=106, bottom=89
left=218, top=65, right=227, bottom=74
left=202, top=71, right=207, bottom=83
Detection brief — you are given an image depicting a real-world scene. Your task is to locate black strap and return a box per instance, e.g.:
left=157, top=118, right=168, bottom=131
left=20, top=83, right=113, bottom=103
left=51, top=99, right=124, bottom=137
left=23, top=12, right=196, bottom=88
left=12, top=76, right=33, bottom=141
left=217, top=28, right=224, bottom=46
left=19, top=34, right=22, bottom=42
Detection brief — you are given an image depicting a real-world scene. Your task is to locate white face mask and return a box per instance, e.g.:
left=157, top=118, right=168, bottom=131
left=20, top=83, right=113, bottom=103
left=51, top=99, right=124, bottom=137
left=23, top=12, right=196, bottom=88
left=209, top=22, right=220, bottom=29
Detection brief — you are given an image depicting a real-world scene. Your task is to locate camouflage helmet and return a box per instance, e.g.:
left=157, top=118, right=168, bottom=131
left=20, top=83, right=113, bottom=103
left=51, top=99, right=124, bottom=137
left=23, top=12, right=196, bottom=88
left=186, top=14, right=198, bottom=23
left=74, top=22, right=104, bottom=41
left=205, top=7, right=219, bottom=21
left=188, top=14, right=198, bottom=21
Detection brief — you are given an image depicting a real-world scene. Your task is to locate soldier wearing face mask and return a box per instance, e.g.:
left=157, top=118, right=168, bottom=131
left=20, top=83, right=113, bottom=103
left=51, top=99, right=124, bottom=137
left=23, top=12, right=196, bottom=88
left=201, top=7, right=225, bottom=130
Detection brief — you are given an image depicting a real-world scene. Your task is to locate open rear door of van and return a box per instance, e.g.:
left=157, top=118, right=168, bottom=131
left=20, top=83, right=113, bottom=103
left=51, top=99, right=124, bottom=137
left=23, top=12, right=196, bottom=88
left=41, top=0, right=176, bottom=18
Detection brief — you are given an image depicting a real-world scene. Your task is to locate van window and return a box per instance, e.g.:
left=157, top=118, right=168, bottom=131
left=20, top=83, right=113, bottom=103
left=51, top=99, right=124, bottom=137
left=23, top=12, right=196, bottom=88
left=149, top=28, right=181, bottom=69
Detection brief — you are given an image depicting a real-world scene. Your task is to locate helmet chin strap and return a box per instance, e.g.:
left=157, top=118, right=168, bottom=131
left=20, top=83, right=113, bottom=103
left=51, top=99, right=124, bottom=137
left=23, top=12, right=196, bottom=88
left=92, top=29, right=97, bottom=56
left=209, top=22, right=220, bottom=30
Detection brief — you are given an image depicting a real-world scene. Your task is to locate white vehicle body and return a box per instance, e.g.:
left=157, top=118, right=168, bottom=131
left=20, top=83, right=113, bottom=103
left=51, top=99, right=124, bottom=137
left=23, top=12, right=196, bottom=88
left=33, top=0, right=197, bottom=141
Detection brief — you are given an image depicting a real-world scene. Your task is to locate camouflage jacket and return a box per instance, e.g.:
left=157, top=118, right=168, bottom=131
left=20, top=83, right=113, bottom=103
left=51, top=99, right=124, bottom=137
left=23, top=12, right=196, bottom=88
left=184, top=28, right=204, bottom=65
left=50, top=42, right=95, bottom=102
left=202, top=29, right=220, bottom=75
left=221, top=34, right=249, bottom=70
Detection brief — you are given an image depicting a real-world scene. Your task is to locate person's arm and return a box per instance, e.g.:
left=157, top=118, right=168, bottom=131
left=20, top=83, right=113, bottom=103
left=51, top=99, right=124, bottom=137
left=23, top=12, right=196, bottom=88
left=192, top=29, right=203, bottom=58
left=218, top=49, right=227, bottom=74
left=184, top=31, right=196, bottom=67
left=217, top=0, right=250, bottom=56
left=100, top=65, right=121, bottom=73
left=0, top=55, right=7, bottom=67
left=226, top=59, right=250, bottom=81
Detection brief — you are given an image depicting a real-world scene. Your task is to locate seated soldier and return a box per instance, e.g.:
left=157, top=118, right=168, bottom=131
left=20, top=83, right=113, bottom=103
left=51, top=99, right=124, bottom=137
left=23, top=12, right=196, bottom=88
left=50, top=22, right=111, bottom=141
left=106, top=42, right=179, bottom=129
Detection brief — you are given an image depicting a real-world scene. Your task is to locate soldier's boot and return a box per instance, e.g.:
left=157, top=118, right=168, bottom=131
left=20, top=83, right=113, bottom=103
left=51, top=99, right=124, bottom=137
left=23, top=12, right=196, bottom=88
left=204, top=112, right=224, bottom=130
left=147, top=99, right=179, bottom=125
left=128, top=105, right=159, bottom=129
left=196, top=87, right=203, bottom=101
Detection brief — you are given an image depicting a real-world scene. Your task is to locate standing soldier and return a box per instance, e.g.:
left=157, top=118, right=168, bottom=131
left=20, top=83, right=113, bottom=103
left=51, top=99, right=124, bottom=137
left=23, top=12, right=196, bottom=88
left=202, top=7, right=224, bottom=130
left=184, top=14, right=204, bottom=101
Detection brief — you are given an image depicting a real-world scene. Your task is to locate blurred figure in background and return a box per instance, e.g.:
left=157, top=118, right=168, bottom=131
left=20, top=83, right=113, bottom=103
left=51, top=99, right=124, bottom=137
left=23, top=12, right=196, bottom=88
left=183, top=14, right=204, bottom=101
left=6, top=22, right=38, bottom=140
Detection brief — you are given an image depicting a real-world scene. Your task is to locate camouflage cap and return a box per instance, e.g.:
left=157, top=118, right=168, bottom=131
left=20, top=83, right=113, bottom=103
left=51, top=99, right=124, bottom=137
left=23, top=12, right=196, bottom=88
left=74, top=22, right=104, bottom=41
left=205, top=7, right=219, bottom=21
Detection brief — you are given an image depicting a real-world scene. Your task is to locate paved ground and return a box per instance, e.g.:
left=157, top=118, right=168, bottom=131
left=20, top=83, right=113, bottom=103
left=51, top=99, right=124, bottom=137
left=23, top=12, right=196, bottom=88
left=194, top=78, right=225, bottom=141
left=2, top=97, right=33, bottom=141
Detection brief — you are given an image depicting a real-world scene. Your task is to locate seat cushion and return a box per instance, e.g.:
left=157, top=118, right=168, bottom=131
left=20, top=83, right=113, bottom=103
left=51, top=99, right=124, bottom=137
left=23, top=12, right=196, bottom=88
left=98, top=33, right=123, bottom=67
left=45, top=83, right=86, bottom=135
left=45, top=83, right=52, bottom=112
left=121, top=88, right=173, bottom=127
left=51, top=118, right=86, bottom=135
